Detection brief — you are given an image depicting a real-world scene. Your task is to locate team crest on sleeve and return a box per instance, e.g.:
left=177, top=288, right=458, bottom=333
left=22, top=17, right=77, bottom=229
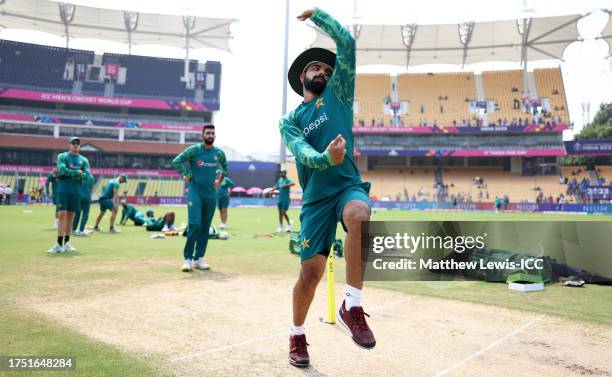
left=315, top=98, right=325, bottom=109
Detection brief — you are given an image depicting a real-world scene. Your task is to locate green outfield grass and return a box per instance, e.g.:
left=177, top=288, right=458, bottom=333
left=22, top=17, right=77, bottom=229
left=0, top=205, right=610, bottom=376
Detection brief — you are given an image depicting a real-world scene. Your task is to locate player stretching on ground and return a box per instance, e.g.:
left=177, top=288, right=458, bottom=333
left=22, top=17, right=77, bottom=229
left=93, top=174, right=126, bottom=233
left=72, top=172, right=94, bottom=236
left=280, top=8, right=375, bottom=367
left=216, top=175, right=235, bottom=229
left=144, top=210, right=176, bottom=232
left=266, top=167, right=295, bottom=232
left=172, top=124, right=227, bottom=272
left=45, top=169, right=59, bottom=229
left=47, top=137, right=90, bottom=253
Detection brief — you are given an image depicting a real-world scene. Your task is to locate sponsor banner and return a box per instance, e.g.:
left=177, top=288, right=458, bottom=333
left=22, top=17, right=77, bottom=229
left=361, top=221, right=612, bottom=281
left=358, top=149, right=566, bottom=157
left=0, top=111, right=203, bottom=132
left=585, top=186, right=612, bottom=200
left=369, top=200, right=612, bottom=214
left=0, top=87, right=217, bottom=111
left=0, top=165, right=180, bottom=177
left=353, top=123, right=568, bottom=135
left=564, top=139, right=612, bottom=156
left=105, top=63, right=120, bottom=78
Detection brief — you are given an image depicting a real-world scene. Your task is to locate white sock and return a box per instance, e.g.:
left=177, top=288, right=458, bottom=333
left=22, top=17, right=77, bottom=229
left=345, top=285, right=362, bottom=310
left=291, top=324, right=305, bottom=336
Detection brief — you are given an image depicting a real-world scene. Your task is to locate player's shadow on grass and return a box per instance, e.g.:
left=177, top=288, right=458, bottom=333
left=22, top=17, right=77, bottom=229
left=48, top=251, right=81, bottom=258
left=300, top=366, right=328, bottom=376
left=181, top=270, right=238, bottom=282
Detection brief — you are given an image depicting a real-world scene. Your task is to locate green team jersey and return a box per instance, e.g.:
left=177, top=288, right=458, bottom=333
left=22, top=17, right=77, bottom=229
left=275, top=177, right=294, bottom=203
left=80, top=174, right=94, bottom=200
left=278, top=8, right=362, bottom=205
left=120, top=204, right=138, bottom=225
left=101, top=179, right=120, bottom=199
left=45, top=172, right=57, bottom=197
left=172, top=144, right=228, bottom=198
left=56, top=152, right=91, bottom=194
left=217, top=177, right=236, bottom=198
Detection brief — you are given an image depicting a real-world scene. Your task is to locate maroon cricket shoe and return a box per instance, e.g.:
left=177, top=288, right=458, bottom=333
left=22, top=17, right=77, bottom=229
left=337, top=300, right=376, bottom=349
left=289, top=334, right=310, bottom=367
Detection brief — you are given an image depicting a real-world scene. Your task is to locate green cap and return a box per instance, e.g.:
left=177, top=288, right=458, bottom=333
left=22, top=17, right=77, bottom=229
left=69, top=136, right=80, bottom=143
left=119, top=174, right=128, bottom=182
left=146, top=209, right=154, bottom=216
left=279, top=167, right=287, bottom=173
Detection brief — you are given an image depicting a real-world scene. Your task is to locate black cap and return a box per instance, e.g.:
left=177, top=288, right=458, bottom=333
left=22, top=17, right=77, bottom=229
left=288, top=47, right=336, bottom=96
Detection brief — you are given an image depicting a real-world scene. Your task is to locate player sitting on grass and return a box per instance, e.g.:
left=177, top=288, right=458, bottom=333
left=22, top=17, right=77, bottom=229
left=143, top=209, right=176, bottom=232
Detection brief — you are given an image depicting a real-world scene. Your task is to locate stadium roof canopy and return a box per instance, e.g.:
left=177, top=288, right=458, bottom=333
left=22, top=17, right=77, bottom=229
left=311, top=13, right=587, bottom=67
left=601, top=9, right=612, bottom=56
left=0, top=0, right=235, bottom=52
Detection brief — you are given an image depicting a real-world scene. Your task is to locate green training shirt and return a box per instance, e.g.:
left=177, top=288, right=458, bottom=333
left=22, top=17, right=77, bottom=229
left=56, top=152, right=91, bottom=194
left=217, top=177, right=236, bottom=198
left=172, top=144, right=228, bottom=198
left=80, top=174, right=94, bottom=200
left=120, top=204, right=137, bottom=225
left=45, top=172, right=57, bottom=197
left=275, top=177, right=294, bottom=203
left=278, top=8, right=363, bottom=205
left=101, top=179, right=120, bottom=200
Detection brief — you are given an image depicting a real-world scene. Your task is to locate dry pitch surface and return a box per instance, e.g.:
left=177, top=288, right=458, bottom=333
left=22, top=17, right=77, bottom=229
left=24, top=269, right=612, bottom=377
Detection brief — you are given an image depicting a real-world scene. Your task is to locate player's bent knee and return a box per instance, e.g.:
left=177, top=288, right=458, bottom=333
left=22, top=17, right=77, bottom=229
left=343, top=204, right=370, bottom=233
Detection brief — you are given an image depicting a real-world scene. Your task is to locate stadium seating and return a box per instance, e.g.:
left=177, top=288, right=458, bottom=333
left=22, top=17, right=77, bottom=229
left=361, top=168, right=437, bottom=200
left=0, top=40, right=201, bottom=100
left=533, top=68, right=569, bottom=123
left=442, top=168, right=565, bottom=202
left=596, top=166, right=612, bottom=183
left=560, top=166, right=590, bottom=182
left=105, top=53, right=195, bottom=99
left=481, top=70, right=525, bottom=122
left=0, top=40, right=93, bottom=91
left=354, top=74, right=392, bottom=126
left=396, top=72, right=476, bottom=126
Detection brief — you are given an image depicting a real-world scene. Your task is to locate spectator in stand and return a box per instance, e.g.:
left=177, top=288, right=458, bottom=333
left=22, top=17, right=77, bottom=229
left=4, top=185, right=12, bottom=204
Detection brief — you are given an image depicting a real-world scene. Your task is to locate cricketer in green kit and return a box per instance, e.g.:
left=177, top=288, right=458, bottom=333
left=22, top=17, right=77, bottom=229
left=45, top=169, right=59, bottom=229
left=144, top=209, right=176, bottom=232
left=47, top=137, right=91, bottom=254
left=172, top=124, right=227, bottom=272
left=281, top=8, right=375, bottom=367
left=266, top=168, right=295, bottom=232
left=72, top=172, right=94, bottom=236
left=119, top=200, right=147, bottom=226
left=93, top=174, right=127, bottom=233
left=216, top=175, right=235, bottom=229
